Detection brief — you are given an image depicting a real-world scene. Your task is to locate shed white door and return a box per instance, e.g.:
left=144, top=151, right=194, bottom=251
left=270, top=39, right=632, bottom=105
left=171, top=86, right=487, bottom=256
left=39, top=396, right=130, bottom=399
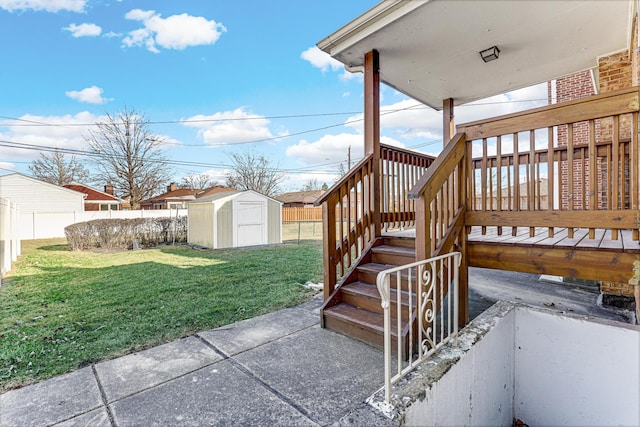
left=236, top=201, right=265, bottom=247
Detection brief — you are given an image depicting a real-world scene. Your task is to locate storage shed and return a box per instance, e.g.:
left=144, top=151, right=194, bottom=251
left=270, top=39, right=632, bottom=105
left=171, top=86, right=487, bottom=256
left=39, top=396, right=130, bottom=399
left=187, top=190, right=282, bottom=249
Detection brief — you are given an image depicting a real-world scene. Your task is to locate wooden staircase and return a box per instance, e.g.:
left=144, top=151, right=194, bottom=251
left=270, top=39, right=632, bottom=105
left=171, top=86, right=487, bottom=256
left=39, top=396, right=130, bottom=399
left=320, top=235, right=417, bottom=354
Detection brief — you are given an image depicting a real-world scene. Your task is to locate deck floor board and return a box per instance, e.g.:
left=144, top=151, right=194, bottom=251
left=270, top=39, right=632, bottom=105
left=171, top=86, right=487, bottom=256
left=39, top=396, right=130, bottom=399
left=467, top=226, right=640, bottom=253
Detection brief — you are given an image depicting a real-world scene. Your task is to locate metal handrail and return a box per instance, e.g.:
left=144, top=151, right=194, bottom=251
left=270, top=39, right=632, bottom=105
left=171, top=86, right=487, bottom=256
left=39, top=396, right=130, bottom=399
left=376, top=251, right=462, bottom=403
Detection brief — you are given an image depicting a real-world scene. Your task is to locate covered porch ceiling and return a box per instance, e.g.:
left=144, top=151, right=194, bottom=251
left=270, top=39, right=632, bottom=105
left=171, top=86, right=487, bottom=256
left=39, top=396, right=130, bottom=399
left=318, top=0, right=635, bottom=110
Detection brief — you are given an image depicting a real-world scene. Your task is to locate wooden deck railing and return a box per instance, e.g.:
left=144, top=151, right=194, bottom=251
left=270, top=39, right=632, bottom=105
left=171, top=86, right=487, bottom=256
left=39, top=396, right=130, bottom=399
left=408, top=133, right=468, bottom=260
left=316, top=144, right=434, bottom=298
left=458, top=86, right=640, bottom=242
left=408, top=133, right=469, bottom=324
left=380, top=144, right=435, bottom=230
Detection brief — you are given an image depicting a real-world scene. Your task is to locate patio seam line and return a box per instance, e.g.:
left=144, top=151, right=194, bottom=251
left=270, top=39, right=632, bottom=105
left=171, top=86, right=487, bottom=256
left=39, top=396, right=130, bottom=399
left=82, top=319, right=319, bottom=409
left=91, top=365, right=117, bottom=427
left=194, top=331, right=322, bottom=425
left=94, top=357, right=226, bottom=406
left=194, top=316, right=319, bottom=359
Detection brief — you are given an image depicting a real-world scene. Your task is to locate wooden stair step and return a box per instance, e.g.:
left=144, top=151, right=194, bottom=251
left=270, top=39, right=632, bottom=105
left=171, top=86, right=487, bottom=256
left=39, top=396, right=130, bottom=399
left=356, top=262, right=418, bottom=284
left=383, top=236, right=416, bottom=248
left=323, top=303, right=408, bottom=350
left=371, top=244, right=416, bottom=265
left=341, top=281, right=415, bottom=320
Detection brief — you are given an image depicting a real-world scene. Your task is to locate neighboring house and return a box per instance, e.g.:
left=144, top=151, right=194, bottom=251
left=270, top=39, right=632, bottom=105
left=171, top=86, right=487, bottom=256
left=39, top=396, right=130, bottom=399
left=276, top=190, right=325, bottom=208
left=0, top=173, right=85, bottom=212
left=139, top=183, right=235, bottom=210
left=187, top=190, right=282, bottom=249
left=63, top=183, right=127, bottom=211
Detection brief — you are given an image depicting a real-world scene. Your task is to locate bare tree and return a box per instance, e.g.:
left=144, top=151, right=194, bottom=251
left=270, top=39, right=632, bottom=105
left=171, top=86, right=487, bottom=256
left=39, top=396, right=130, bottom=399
left=336, top=161, right=348, bottom=180
left=301, top=178, right=324, bottom=192
left=85, top=108, right=171, bottom=209
left=28, top=151, right=91, bottom=186
left=225, top=151, right=284, bottom=197
left=180, top=173, right=217, bottom=189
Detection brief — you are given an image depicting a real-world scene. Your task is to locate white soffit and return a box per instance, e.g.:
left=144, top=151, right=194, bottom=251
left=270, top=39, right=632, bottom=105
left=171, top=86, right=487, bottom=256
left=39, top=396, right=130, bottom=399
left=318, top=0, right=634, bottom=110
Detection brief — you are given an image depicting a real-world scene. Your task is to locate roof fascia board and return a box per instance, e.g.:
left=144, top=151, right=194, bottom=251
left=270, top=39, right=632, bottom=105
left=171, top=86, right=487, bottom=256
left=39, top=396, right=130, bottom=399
left=317, top=0, right=429, bottom=59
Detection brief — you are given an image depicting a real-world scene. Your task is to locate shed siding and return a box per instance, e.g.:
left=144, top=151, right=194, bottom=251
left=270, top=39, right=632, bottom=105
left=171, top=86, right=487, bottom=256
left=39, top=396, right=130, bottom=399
left=216, top=199, right=234, bottom=249
left=267, top=199, right=281, bottom=244
left=0, top=174, right=84, bottom=212
left=188, top=203, right=214, bottom=248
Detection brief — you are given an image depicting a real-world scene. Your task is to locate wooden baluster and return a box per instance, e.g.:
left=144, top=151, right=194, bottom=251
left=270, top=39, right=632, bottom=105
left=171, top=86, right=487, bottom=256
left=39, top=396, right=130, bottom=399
left=612, top=116, right=620, bottom=240
left=513, top=133, right=520, bottom=236
left=339, top=185, right=346, bottom=275
left=536, top=155, right=541, bottom=210
left=631, top=112, right=639, bottom=241
left=580, top=147, right=589, bottom=210
left=322, top=193, right=338, bottom=300
left=496, top=135, right=503, bottom=235
left=346, top=178, right=353, bottom=268
left=567, top=124, right=574, bottom=238
left=481, top=138, right=488, bottom=235
left=588, top=119, right=597, bottom=240
left=548, top=126, right=555, bottom=237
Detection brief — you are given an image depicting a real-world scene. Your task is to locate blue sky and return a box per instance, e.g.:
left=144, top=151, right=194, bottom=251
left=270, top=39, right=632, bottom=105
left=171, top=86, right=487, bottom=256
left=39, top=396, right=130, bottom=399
left=0, top=0, right=548, bottom=193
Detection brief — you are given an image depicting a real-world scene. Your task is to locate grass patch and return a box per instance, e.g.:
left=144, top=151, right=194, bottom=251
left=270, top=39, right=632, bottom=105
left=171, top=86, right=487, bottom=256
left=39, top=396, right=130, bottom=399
left=0, top=238, right=322, bottom=392
left=282, top=222, right=323, bottom=242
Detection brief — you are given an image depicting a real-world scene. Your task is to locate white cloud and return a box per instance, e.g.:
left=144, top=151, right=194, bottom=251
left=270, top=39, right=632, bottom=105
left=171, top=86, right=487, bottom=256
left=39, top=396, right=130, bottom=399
left=183, top=108, right=282, bottom=146
left=0, top=0, right=85, bottom=12
left=0, top=162, right=17, bottom=173
left=341, top=82, right=550, bottom=154
left=301, top=46, right=343, bottom=73
left=0, top=111, right=100, bottom=161
left=285, top=133, right=404, bottom=167
left=301, top=46, right=359, bottom=81
left=0, top=111, right=179, bottom=164
left=65, top=86, right=112, bottom=104
left=123, top=9, right=226, bottom=53
left=64, top=23, right=102, bottom=38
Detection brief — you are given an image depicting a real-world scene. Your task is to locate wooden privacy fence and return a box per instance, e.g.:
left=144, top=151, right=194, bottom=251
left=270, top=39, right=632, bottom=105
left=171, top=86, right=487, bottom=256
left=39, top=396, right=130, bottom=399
left=282, top=207, right=323, bottom=223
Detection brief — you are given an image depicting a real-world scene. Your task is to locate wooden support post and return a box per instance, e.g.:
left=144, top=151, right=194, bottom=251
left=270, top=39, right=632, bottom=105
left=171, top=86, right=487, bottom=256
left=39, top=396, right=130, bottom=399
left=443, top=98, right=455, bottom=146
left=364, top=49, right=382, bottom=237
left=458, top=156, right=469, bottom=326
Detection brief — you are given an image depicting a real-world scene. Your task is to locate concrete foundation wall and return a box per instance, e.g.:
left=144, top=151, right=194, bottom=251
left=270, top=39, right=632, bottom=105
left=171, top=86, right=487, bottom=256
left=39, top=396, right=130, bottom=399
left=403, top=306, right=515, bottom=427
left=392, top=303, right=640, bottom=426
left=515, top=309, right=640, bottom=427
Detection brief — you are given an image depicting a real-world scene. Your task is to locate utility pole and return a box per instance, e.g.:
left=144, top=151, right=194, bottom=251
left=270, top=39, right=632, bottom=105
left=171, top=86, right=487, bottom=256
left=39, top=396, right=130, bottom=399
left=347, top=146, right=351, bottom=171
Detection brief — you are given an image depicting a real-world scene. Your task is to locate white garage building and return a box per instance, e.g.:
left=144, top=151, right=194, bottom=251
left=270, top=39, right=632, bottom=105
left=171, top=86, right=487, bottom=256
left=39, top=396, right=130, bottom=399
left=187, top=190, right=282, bottom=249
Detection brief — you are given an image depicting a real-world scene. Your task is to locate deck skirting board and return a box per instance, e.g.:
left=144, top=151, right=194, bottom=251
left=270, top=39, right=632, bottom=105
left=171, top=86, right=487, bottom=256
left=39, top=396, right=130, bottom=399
left=468, top=242, right=639, bottom=283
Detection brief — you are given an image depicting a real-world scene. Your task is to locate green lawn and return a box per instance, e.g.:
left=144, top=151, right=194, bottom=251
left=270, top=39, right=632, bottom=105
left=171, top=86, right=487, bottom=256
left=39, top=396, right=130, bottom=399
left=0, top=237, right=322, bottom=392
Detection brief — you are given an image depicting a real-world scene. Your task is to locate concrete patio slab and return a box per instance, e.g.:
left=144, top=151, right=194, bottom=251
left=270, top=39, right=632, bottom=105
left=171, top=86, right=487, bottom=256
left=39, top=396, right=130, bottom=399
left=52, top=407, right=111, bottom=427
left=0, top=367, right=102, bottom=427
left=198, top=306, right=318, bottom=356
left=94, top=335, right=222, bottom=402
left=233, top=325, right=387, bottom=426
left=109, top=359, right=317, bottom=427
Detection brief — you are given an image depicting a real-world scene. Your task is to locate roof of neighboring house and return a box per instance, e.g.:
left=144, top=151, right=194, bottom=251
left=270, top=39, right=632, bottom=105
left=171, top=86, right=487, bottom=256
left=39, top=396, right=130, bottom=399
left=63, top=183, right=124, bottom=202
left=318, top=1, right=632, bottom=109
left=276, top=190, right=325, bottom=205
left=141, top=185, right=235, bottom=205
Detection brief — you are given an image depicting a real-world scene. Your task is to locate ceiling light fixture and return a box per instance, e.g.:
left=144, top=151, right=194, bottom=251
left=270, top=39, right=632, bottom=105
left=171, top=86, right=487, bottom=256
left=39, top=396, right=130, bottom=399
left=479, top=46, right=500, bottom=63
